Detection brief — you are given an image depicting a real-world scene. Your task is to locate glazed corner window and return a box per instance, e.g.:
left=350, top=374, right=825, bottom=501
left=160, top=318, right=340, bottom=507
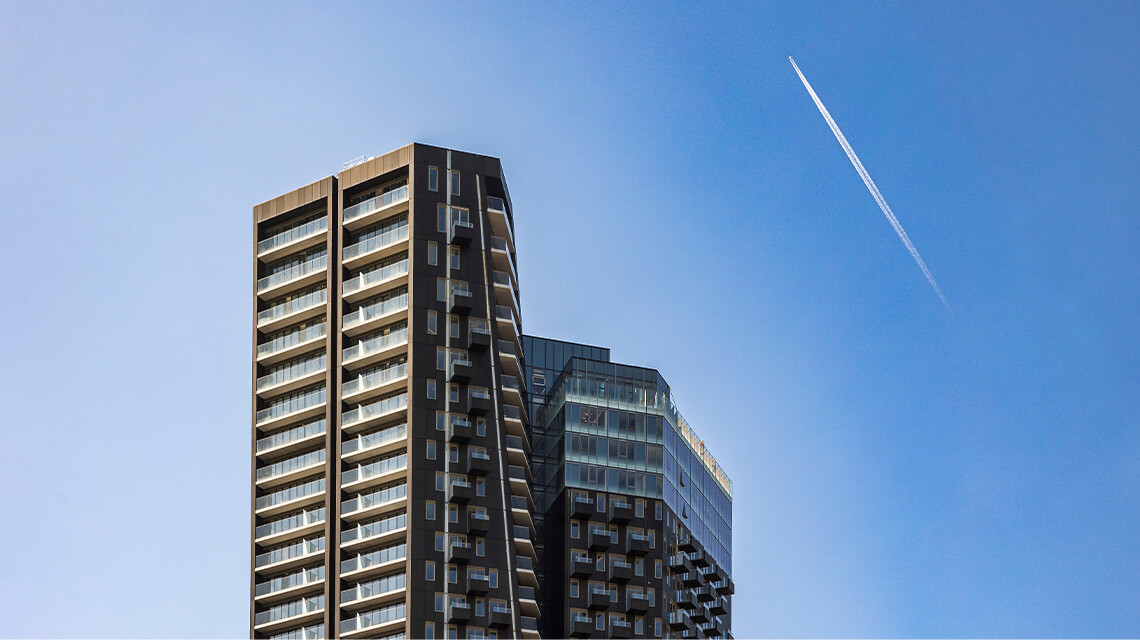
left=428, top=166, right=439, bottom=192
left=427, top=310, right=438, bottom=335
left=450, top=170, right=461, bottom=195
left=428, top=241, right=438, bottom=266
left=427, top=379, right=437, bottom=400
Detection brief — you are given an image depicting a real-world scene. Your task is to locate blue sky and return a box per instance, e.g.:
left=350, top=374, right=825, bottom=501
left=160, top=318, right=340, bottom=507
left=1, top=1, right=1138, bottom=637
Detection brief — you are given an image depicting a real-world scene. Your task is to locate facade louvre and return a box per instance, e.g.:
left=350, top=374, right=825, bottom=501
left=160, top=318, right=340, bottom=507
left=251, top=143, right=731, bottom=639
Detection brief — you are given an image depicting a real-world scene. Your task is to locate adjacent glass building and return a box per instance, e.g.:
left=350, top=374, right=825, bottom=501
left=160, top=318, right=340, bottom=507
left=251, top=144, right=731, bottom=640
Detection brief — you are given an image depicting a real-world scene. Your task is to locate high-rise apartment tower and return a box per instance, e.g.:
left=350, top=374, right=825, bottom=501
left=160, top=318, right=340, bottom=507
left=250, top=144, right=731, bottom=640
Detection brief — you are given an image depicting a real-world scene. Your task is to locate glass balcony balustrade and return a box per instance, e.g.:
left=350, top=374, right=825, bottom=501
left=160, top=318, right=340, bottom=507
left=342, top=327, right=408, bottom=364
left=343, top=292, right=409, bottom=331
left=341, top=512, right=407, bottom=546
left=342, top=393, right=407, bottom=429
left=341, top=423, right=407, bottom=457
left=342, top=482, right=408, bottom=515
left=254, top=594, right=324, bottom=626
left=256, top=386, right=326, bottom=426
left=256, top=507, right=325, bottom=540
left=256, top=449, right=326, bottom=482
left=342, top=361, right=407, bottom=397
left=258, top=217, right=328, bottom=256
left=342, top=452, right=407, bottom=485
left=341, top=572, right=406, bottom=603
left=257, top=323, right=327, bottom=360
left=256, top=419, right=325, bottom=454
left=343, top=224, right=408, bottom=262
left=258, top=288, right=326, bottom=324
left=257, top=354, right=327, bottom=393
left=343, top=186, right=409, bottom=224
left=268, top=623, right=323, bottom=640
left=255, top=536, right=324, bottom=568
left=254, top=565, right=325, bottom=597
left=343, top=259, right=409, bottom=296
left=256, top=477, right=326, bottom=511
left=340, top=603, right=406, bottom=635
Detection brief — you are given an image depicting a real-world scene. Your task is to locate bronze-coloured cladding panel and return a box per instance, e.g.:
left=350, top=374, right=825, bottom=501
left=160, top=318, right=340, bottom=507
left=255, top=176, right=335, bottom=224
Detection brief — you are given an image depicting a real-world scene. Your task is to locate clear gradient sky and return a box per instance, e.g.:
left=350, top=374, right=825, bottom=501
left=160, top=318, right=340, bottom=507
left=1, top=2, right=1138, bottom=638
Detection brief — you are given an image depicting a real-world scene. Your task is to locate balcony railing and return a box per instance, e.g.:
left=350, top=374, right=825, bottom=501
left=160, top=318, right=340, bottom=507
left=257, top=323, right=327, bottom=360
left=495, top=304, right=519, bottom=334
left=256, top=477, right=325, bottom=511
left=255, top=507, right=325, bottom=540
left=341, top=572, right=406, bottom=603
left=257, top=354, right=326, bottom=393
left=258, top=217, right=327, bottom=256
left=342, top=452, right=407, bottom=484
left=342, top=327, right=408, bottom=364
left=256, top=448, right=325, bottom=482
left=342, top=362, right=407, bottom=397
left=343, top=224, right=408, bottom=261
left=341, top=423, right=407, bottom=456
left=254, top=594, right=324, bottom=626
left=258, top=287, right=326, bottom=324
left=254, top=565, right=324, bottom=597
left=341, top=482, right=408, bottom=515
left=343, top=259, right=409, bottom=296
left=256, top=419, right=325, bottom=454
left=256, top=386, right=326, bottom=426
left=254, top=536, right=324, bottom=568
left=341, top=393, right=408, bottom=429
left=340, top=603, right=406, bottom=635
left=258, top=255, right=328, bottom=294
left=341, top=512, right=407, bottom=546
left=342, top=292, right=409, bottom=331
left=343, top=186, right=409, bottom=224
left=503, top=404, right=522, bottom=422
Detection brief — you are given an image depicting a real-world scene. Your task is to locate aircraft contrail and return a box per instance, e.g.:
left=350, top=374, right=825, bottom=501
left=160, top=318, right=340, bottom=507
left=789, top=56, right=951, bottom=313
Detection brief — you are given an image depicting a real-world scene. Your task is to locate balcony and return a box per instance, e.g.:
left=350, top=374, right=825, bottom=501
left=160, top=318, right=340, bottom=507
left=341, top=423, right=407, bottom=463
left=675, top=590, right=697, bottom=610
left=449, top=218, right=475, bottom=245
left=492, top=269, right=520, bottom=315
left=255, top=386, right=326, bottom=431
left=486, top=197, right=514, bottom=248
left=340, top=511, right=407, bottom=549
left=448, top=289, right=473, bottom=314
left=519, top=585, right=539, bottom=617
left=341, top=483, right=408, bottom=520
left=257, top=287, right=326, bottom=332
left=342, top=259, right=409, bottom=304
left=342, top=224, right=409, bottom=269
left=341, top=393, right=407, bottom=433
left=341, top=361, right=407, bottom=403
left=495, top=304, right=520, bottom=343
left=342, top=292, right=409, bottom=337
left=669, top=611, right=693, bottom=631
left=713, top=577, right=735, bottom=596
left=708, top=597, right=728, bottom=616
left=588, top=588, right=614, bottom=610
left=255, top=506, right=325, bottom=543
left=611, top=619, right=633, bottom=639
left=256, top=323, right=326, bottom=366
left=341, top=452, right=407, bottom=491
left=447, top=540, right=472, bottom=564
left=570, top=553, right=594, bottom=577
left=589, top=529, right=612, bottom=551
left=448, top=416, right=472, bottom=443
left=570, top=614, right=594, bottom=638
left=469, top=321, right=491, bottom=351
left=447, top=601, right=472, bottom=625
left=608, top=559, right=633, bottom=583
left=626, top=532, right=650, bottom=557
left=690, top=549, right=710, bottom=568
left=466, top=572, right=490, bottom=595
left=342, top=327, right=408, bottom=369
left=489, top=606, right=512, bottom=629
left=343, top=186, right=409, bottom=231
left=339, top=602, right=406, bottom=637
left=681, top=570, right=703, bottom=587
left=690, top=606, right=710, bottom=624
left=255, top=448, right=326, bottom=489
left=571, top=495, right=595, bottom=519
left=521, top=614, right=540, bottom=638
left=669, top=553, right=693, bottom=574
left=254, top=565, right=324, bottom=600
left=467, top=511, right=491, bottom=536
left=503, top=404, right=526, bottom=438
left=448, top=479, right=473, bottom=504
left=513, top=523, right=535, bottom=557
left=258, top=216, right=327, bottom=262
left=505, top=434, right=529, bottom=467
left=678, top=534, right=698, bottom=553
left=468, top=450, right=492, bottom=476
left=257, top=354, right=327, bottom=399
left=469, top=389, right=492, bottom=415
left=695, top=585, right=716, bottom=602
left=511, top=495, right=534, bottom=531
left=609, top=500, right=633, bottom=524
left=627, top=591, right=650, bottom=614
left=447, top=356, right=472, bottom=382
left=254, top=536, right=324, bottom=572
left=253, top=594, right=324, bottom=632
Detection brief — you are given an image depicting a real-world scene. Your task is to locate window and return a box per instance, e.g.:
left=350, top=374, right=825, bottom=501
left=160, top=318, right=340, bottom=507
left=427, top=380, right=437, bottom=400
left=476, top=479, right=485, bottom=497
left=596, top=553, right=605, bottom=571
left=429, top=166, right=439, bottom=192
left=648, top=588, right=655, bottom=606
left=450, top=315, right=459, bottom=338
left=475, top=598, right=485, bottom=617
left=597, top=494, right=605, bottom=511
left=428, top=241, right=438, bottom=266
left=450, top=246, right=460, bottom=270
left=426, top=500, right=436, bottom=520
left=437, top=204, right=447, bottom=232
left=427, top=310, right=437, bottom=334
left=476, top=537, right=485, bottom=557
left=656, top=501, right=662, bottom=520
left=427, top=440, right=437, bottom=459
left=570, top=580, right=579, bottom=598
left=635, top=618, right=643, bottom=635
left=449, top=504, right=458, bottom=523
left=571, top=521, right=579, bottom=539
left=435, top=533, right=445, bottom=552
left=655, top=559, right=662, bottom=578
left=489, top=569, right=498, bottom=588
left=596, top=613, right=604, bottom=631
left=449, top=444, right=459, bottom=463
left=655, top=619, right=661, bottom=637
left=448, top=564, right=458, bottom=584
left=477, top=419, right=486, bottom=437
left=449, top=384, right=459, bottom=403
left=635, top=558, right=644, bottom=576
left=437, top=347, right=447, bottom=370
left=636, top=499, right=645, bottom=518
left=450, top=170, right=461, bottom=195
left=437, top=277, right=447, bottom=302
left=436, top=472, right=445, bottom=491
left=426, top=561, right=436, bottom=581
left=426, top=621, right=436, bottom=638
left=448, top=625, right=457, bottom=640
left=436, top=411, right=446, bottom=431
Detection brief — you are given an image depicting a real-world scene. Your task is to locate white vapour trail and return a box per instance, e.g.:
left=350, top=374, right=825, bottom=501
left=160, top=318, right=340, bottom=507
left=789, top=56, right=951, bottom=313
